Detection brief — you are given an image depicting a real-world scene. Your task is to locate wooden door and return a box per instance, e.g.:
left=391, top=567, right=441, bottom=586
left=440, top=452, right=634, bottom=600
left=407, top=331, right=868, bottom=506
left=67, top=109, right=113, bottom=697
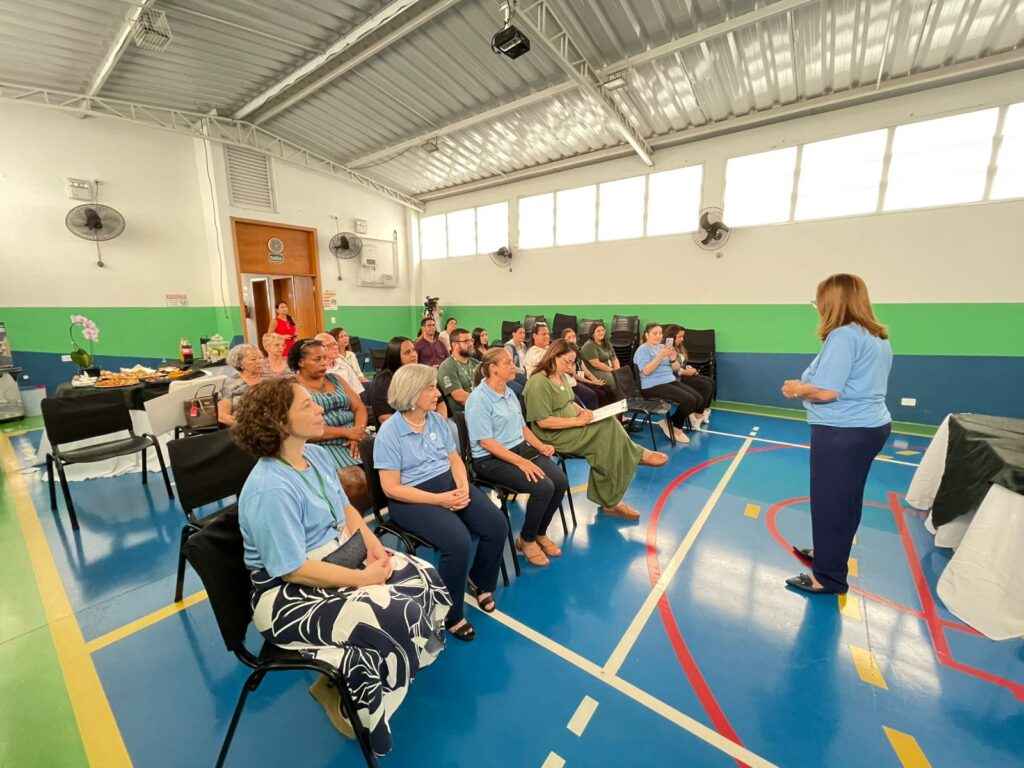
left=290, top=276, right=319, bottom=341
left=252, top=278, right=271, bottom=351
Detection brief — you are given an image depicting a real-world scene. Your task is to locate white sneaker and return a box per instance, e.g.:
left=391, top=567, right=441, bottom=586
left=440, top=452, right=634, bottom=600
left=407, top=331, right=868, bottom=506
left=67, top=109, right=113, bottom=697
left=688, top=413, right=703, bottom=430
left=702, top=409, right=711, bottom=425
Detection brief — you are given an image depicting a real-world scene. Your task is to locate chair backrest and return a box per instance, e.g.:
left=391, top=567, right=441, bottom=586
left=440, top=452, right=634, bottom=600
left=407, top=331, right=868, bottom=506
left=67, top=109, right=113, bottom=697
left=371, top=349, right=386, bottom=371
left=167, top=430, right=258, bottom=514
left=684, top=329, right=716, bottom=360
left=168, top=374, right=226, bottom=395
left=500, top=320, right=520, bottom=343
left=611, top=314, right=639, bottom=337
left=552, top=313, right=577, bottom=338
left=182, top=506, right=252, bottom=653
left=451, top=412, right=472, bottom=465
left=41, top=392, right=134, bottom=446
left=359, top=436, right=391, bottom=523
left=576, top=318, right=604, bottom=344
left=348, top=336, right=363, bottom=354
left=612, top=366, right=642, bottom=400
left=524, top=315, right=547, bottom=337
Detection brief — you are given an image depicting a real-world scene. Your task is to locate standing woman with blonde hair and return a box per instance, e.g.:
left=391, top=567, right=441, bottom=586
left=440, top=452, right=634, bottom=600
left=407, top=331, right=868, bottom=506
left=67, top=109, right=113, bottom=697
left=781, top=274, right=893, bottom=595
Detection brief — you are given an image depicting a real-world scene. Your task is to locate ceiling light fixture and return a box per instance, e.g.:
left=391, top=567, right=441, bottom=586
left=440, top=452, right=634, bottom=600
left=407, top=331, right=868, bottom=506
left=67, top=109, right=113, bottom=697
left=602, top=70, right=629, bottom=91
left=491, top=1, right=530, bottom=60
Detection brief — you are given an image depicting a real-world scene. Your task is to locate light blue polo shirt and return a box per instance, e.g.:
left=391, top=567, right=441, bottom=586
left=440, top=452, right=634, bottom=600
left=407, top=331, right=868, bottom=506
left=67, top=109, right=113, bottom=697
left=801, top=323, right=893, bottom=428
left=633, top=343, right=675, bottom=388
left=465, top=381, right=526, bottom=459
left=373, top=410, right=456, bottom=486
left=239, top=444, right=348, bottom=577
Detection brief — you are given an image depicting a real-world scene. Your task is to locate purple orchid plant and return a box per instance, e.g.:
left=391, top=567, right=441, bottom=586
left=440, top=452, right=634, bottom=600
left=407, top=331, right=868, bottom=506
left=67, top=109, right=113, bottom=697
left=69, top=314, right=100, bottom=369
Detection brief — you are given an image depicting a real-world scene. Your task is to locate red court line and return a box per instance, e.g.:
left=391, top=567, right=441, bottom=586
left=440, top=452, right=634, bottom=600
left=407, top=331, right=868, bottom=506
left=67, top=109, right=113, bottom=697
left=644, top=445, right=787, bottom=767
left=888, top=492, right=1024, bottom=702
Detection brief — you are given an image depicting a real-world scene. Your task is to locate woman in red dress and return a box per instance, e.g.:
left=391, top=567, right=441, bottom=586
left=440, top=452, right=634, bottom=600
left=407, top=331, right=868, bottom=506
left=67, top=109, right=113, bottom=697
left=269, top=301, right=297, bottom=355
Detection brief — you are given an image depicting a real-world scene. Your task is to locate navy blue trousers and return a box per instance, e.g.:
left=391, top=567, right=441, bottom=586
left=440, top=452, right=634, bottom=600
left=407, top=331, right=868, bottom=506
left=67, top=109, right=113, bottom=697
left=387, top=470, right=508, bottom=623
left=809, top=423, right=891, bottom=593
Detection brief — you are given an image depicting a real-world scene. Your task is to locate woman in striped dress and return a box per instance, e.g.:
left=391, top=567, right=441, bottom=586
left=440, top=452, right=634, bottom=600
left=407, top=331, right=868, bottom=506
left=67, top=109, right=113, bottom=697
left=290, top=338, right=370, bottom=510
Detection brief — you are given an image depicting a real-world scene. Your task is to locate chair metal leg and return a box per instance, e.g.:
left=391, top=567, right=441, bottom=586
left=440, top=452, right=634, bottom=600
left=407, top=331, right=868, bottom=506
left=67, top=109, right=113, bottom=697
left=499, top=555, right=509, bottom=588
left=646, top=415, right=658, bottom=450
left=557, top=501, right=568, bottom=534
left=331, top=670, right=380, bottom=768
left=55, top=461, right=79, bottom=530
left=141, top=447, right=148, bottom=484
left=175, top=526, right=191, bottom=602
left=500, top=496, right=520, bottom=577
left=46, top=454, right=56, bottom=510
left=215, top=670, right=266, bottom=768
left=153, top=441, right=175, bottom=500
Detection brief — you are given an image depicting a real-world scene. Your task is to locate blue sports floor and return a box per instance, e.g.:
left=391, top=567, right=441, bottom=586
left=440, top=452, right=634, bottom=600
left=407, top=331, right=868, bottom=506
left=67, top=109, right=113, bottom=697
left=4, top=408, right=1022, bottom=767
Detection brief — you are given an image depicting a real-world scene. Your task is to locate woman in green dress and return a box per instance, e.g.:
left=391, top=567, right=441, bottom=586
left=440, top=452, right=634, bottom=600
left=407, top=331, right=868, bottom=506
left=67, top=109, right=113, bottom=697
left=523, top=339, right=668, bottom=521
left=580, top=322, right=621, bottom=396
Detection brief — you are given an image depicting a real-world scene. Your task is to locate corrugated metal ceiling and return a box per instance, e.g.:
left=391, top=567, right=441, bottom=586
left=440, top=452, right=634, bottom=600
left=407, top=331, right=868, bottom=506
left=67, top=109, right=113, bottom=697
left=0, top=0, right=1021, bottom=198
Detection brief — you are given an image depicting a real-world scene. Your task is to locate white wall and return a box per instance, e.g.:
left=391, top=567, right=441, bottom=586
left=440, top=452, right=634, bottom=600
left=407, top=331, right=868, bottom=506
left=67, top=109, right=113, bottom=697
left=0, top=101, right=214, bottom=307
left=419, top=70, right=1024, bottom=306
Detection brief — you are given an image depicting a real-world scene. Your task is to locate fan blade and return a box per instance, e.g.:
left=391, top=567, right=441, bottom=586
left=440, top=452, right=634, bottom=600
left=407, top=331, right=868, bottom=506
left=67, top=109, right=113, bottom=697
left=699, top=211, right=713, bottom=230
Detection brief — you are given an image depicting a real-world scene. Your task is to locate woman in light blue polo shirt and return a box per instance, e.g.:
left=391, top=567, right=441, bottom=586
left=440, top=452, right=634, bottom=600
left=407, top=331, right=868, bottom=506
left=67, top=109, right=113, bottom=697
left=466, top=348, right=569, bottom=567
left=633, top=323, right=699, bottom=444
left=781, top=274, right=893, bottom=595
left=374, top=364, right=508, bottom=641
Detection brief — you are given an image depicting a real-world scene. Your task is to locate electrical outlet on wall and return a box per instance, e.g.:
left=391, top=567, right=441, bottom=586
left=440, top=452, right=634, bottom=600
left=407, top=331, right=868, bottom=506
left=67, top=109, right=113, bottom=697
left=330, top=316, right=336, bottom=324
left=61, top=354, right=72, bottom=363
left=900, top=397, right=917, bottom=407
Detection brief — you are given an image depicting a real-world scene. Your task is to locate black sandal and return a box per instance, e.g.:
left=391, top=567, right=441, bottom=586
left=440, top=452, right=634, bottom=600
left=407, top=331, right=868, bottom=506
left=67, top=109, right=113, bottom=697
left=785, top=573, right=835, bottom=594
left=792, top=546, right=814, bottom=563
left=446, top=618, right=476, bottom=642
left=468, top=581, right=496, bottom=613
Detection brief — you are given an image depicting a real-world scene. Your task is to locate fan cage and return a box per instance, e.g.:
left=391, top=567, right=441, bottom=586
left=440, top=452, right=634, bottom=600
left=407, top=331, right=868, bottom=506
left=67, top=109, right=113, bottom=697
left=133, top=9, right=173, bottom=52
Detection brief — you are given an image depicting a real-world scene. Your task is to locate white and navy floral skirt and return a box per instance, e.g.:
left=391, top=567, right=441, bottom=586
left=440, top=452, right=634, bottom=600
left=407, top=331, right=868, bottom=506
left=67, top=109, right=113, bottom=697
left=250, top=548, right=451, bottom=756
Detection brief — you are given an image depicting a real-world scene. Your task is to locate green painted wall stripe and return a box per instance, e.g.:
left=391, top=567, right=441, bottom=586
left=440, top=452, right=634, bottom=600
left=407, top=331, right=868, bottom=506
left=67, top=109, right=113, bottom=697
left=442, top=303, right=1024, bottom=357
left=5, top=303, right=1021, bottom=357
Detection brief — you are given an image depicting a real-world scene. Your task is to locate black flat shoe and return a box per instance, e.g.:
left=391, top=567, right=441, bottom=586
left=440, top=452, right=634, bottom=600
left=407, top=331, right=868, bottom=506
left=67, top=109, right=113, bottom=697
left=792, top=546, right=814, bottom=563
left=785, top=573, right=837, bottom=594
left=446, top=618, right=476, bottom=641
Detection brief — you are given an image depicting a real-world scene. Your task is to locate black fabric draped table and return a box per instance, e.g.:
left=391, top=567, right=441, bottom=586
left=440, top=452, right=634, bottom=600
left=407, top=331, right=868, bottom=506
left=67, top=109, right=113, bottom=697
left=55, top=370, right=206, bottom=411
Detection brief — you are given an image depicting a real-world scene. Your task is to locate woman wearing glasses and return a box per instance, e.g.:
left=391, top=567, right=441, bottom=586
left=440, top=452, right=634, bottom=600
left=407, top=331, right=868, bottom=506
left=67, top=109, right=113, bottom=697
left=523, top=339, right=667, bottom=521
left=781, top=274, right=893, bottom=595
left=290, top=338, right=370, bottom=510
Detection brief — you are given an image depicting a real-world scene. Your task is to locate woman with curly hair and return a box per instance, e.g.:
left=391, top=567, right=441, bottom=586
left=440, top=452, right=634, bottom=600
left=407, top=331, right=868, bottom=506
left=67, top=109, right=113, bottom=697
left=234, top=377, right=451, bottom=755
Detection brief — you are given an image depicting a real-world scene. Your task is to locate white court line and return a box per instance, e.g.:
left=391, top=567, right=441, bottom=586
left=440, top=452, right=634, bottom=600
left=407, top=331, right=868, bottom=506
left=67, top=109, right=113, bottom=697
left=467, top=598, right=776, bottom=768
left=602, top=438, right=753, bottom=676
left=566, top=695, right=599, bottom=736
left=700, top=429, right=920, bottom=467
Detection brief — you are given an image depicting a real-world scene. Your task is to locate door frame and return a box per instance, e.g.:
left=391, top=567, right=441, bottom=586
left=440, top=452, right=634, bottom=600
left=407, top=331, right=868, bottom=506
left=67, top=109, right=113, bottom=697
left=231, top=217, right=324, bottom=345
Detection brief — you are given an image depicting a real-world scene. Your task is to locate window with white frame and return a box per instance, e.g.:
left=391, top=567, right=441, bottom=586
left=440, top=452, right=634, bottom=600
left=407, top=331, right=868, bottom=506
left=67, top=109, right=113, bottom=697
left=518, top=192, right=554, bottom=249
left=724, top=147, right=798, bottom=227
left=598, top=176, right=645, bottom=241
left=556, top=185, right=597, bottom=246
left=476, top=202, right=509, bottom=254
left=646, top=165, right=703, bottom=235
left=795, top=130, right=887, bottom=220
left=992, top=102, right=1024, bottom=200
left=445, top=208, right=476, bottom=257
left=419, top=214, right=447, bottom=260
left=884, top=108, right=999, bottom=211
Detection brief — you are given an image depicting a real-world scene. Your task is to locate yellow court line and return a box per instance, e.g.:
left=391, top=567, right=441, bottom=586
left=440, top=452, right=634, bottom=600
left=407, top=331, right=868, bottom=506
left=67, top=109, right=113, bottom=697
left=883, top=726, right=932, bottom=767
left=849, top=644, right=888, bottom=689
left=541, top=752, right=566, bottom=768
left=570, top=483, right=588, bottom=495
left=566, top=695, right=599, bottom=737
left=838, top=594, right=863, bottom=622
left=86, top=590, right=209, bottom=654
left=0, top=436, right=131, bottom=767
left=603, top=438, right=754, bottom=676
left=744, top=503, right=761, bottom=519
left=848, top=557, right=859, bottom=578
left=708, top=405, right=935, bottom=437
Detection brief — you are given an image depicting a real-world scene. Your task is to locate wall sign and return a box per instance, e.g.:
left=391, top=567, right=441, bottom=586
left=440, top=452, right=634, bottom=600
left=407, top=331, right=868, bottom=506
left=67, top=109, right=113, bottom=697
left=322, top=289, right=337, bottom=310
left=165, top=293, right=189, bottom=307
left=268, top=237, right=285, bottom=262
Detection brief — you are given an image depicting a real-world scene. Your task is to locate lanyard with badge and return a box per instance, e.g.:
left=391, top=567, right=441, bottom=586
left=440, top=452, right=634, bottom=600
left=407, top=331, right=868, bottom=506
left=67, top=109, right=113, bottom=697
left=275, top=453, right=338, bottom=525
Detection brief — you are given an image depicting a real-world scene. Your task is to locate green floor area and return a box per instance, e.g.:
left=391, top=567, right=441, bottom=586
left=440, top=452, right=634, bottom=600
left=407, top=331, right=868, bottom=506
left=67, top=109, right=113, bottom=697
left=0, top=442, right=88, bottom=767
left=712, top=401, right=939, bottom=437
left=0, top=415, right=42, bottom=434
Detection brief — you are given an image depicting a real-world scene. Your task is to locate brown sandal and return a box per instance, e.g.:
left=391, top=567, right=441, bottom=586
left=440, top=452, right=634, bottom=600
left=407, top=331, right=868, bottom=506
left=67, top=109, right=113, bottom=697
left=640, top=450, right=668, bottom=467
left=515, top=536, right=550, bottom=566
left=602, top=502, right=641, bottom=521
left=535, top=535, right=562, bottom=557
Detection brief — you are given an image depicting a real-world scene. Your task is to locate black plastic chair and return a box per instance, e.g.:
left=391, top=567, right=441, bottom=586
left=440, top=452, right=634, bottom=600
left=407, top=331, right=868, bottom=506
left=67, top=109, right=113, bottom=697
left=41, top=392, right=174, bottom=530
left=167, top=430, right=258, bottom=602
left=576, top=318, right=605, bottom=345
left=611, top=366, right=676, bottom=449
left=500, top=320, right=520, bottom=343
left=683, top=328, right=717, bottom=399
left=611, top=314, right=639, bottom=345
left=360, top=436, right=509, bottom=587
left=370, top=349, right=386, bottom=372
left=182, top=509, right=379, bottom=768
left=552, top=313, right=577, bottom=339
left=524, top=315, right=547, bottom=337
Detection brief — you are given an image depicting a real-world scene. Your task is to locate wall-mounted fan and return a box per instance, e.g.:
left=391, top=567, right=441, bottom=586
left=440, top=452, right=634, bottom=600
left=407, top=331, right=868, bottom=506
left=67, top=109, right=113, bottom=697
left=693, top=207, right=730, bottom=256
left=329, top=224, right=363, bottom=281
left=491, top=246, right=513, bottom=272
left=65, top=204, right=126, bottom=267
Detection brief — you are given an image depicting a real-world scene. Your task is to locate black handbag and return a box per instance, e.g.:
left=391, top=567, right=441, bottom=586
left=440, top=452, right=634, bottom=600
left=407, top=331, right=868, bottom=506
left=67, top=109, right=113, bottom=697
left=321, top=533, right=367, bottom=570
left=183, top=384, right=219, bottom=429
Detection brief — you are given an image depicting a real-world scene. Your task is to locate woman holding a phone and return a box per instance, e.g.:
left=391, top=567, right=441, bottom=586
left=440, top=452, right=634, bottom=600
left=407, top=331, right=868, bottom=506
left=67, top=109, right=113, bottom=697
left=633, top=323, right=702, bottom=444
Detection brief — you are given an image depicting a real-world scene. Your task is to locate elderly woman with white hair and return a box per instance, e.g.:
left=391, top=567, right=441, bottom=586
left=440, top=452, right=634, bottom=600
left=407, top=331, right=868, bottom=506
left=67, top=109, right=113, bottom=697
left=217, top=343, right=264, bottom=426
left=373, top=363, right=508, bottom=642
